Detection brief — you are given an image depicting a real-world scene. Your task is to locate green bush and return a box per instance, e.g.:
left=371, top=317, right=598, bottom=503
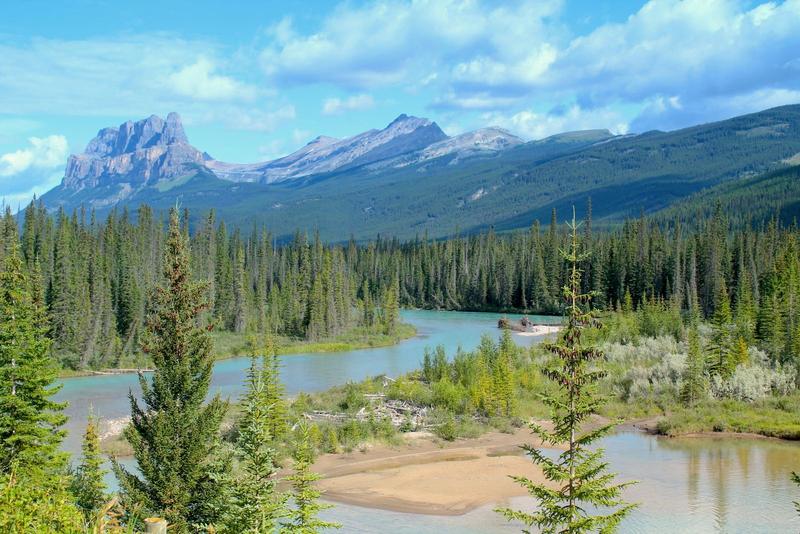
left=387, top=377, right=433, bottom=406
left=432, top=378, right=468, bottom=413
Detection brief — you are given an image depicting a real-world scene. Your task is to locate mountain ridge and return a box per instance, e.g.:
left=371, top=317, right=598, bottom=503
left=41, top=104, right=800, bottom=241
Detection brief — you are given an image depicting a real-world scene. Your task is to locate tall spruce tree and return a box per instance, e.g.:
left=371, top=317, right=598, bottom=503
left=222, top=347, right=287, bottom=533
left=680, top=324, right=707, bottom=406
left=283, top=423, right=340, bottom=533
left=498, top=209, right=635, bottom=533
left=0, top=242, right=66, bottom=476
left=708, top=279, right=735, bottom=377
left=113, top=209, right=229, bottom=532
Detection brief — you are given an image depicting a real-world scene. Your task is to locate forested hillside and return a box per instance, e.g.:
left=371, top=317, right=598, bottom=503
left=653, top=164, right=800, bottom=228
left=41, top=105, right=800, bottom=241
left=5, top=198, right=800, bottom=371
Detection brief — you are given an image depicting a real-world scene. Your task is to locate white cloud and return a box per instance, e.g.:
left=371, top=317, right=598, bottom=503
left=0, top=135, right=69, bottom=177
left=169, top=57, right=257, bottom=101
left=0, top=136, right=69, bottom=209
left=322, top=94, right=375, bottom=115
left=258, top=0, right=800, bottom=131
left=260, top=0, right=562, bottom=89
left=0, top=35, right=285, bottom=133
left=484, top=105, right=629, bottom=140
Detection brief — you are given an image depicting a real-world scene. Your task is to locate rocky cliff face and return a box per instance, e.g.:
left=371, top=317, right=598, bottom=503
left=63, top=112, right=204, bottom=190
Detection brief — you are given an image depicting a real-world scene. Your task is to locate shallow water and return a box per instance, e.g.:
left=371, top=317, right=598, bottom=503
left=56, top=310, right=800, bottom=532
left=318, top=431, right=800, bottom=533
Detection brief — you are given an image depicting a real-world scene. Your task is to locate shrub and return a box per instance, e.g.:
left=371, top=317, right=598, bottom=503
left=433, top=417, right=457, bottom=441
left=338, top=382, right=369, bottom=412
left=387, top=377, right=433, bottom=406
left=431, top=378, right=468, bottom=413
left=709, top=363, right=796, bottom=402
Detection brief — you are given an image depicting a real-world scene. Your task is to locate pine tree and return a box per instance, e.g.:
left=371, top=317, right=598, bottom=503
left=492, top=329, right=517, bottom=417
left=113, top=209, right=229, bottom=532
left=240, top=335, right=288, bottom=445
left=498, top=209, right=635, bottom=533
left=708, top=279, right=735, bottom=377
left=0, top=243, right=66, bottom=476
left=283, top=423, right=340, bottom=533
left=70, top=412, right=108, bottom=518
left=223, top=352, right=287, bottom=533
left=383, top=275, right=400, bottom=335
left=680, top=324, right=707, bottom=406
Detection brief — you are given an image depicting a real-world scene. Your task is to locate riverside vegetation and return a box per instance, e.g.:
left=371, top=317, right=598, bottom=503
left=4, top=200, right=800, bottom=531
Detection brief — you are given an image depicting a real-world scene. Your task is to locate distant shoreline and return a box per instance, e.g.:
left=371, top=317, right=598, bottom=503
left=58, top=322, right=417, bottom=379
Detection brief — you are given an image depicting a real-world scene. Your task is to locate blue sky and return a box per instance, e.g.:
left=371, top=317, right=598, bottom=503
left=1, top=0, right=798, bottom=207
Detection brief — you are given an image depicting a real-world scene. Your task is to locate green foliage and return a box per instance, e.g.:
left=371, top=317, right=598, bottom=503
left=70, top=413, right=108, bottom=518
left=113, top=209, right=230, bottom=532
left=222, top=352, right=288, bottom=533
left=681, top=325, right=708, bottom=406
left=656, top=395, right=800, bottom=439
left=240, top=335, right=288, bottom=443
left=283, top=424, right=341, bottom=533
left=0, top=243, right=66, bottom=477
left=0, top=470, right=84, bottom=534
left=498, top=210, right=635, bottom=533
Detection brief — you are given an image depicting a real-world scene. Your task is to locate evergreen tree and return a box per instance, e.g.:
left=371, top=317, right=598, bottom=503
left=708, top=279, right=735, bottom=377
left=383, top=275, right=400, bottom=335
left=0, top=243, right=66, bottom=476
left=283, top=423, right=340, bottom=533
left=70, top=412, right=108, bottom=518
left=498, top=209, right=635, bottom=533
left=223, top=352, right=287, bottom=533
left=240, top=335, right=288, bottom=446
left=113, top=209, right=229, bottom=532
left=680, top=325, right=707, bottom=406
left=492, top=329, right=517, bottom=417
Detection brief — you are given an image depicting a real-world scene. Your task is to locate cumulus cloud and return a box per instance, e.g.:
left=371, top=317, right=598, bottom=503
left=260, top=0, right=562, bottom=89
left=258, top=0, right=800, bottom=131
left=0, top=35, right=282, bottom=133
left=484, top=105, right=629, bottom=140
left=169, top=57, right=257, bottom=101
left=0, top=135, right=68, bottom=177
left=322, top=94, right=375, bottom=115
left=0, top=136, right=69, bottom=208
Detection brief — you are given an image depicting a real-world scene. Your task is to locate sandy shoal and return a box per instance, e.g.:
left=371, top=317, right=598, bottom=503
left=515, top=325, right=561, bottom=337
left=314, top=427, right=558, bottom=516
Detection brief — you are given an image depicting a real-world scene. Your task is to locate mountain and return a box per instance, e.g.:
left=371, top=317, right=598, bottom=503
left=206, top=114, right=449, bottom=183
left=63, top=112, right=205, bottom=192
left=41, top=104, right=800, bottom=241
left=651, top=163, right=800, bottom=229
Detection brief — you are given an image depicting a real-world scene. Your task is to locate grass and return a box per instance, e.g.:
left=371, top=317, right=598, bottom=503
left=210, top=323, right=416, bottom=360
left=60, top=322, right=416, bottom=378
left=655, top=395, right=800, bottom=440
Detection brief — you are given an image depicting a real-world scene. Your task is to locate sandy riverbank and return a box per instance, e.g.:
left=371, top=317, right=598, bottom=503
left=514, top=325, right=561, bottom=337
left=313, top=427, right=559, bottom=516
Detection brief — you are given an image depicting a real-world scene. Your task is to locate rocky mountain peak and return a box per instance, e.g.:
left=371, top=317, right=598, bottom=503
left=63, top=112, right=203, bottom=190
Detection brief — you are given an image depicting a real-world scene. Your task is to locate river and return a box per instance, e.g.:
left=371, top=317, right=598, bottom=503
left=55, top=310, right=800, bottom=533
